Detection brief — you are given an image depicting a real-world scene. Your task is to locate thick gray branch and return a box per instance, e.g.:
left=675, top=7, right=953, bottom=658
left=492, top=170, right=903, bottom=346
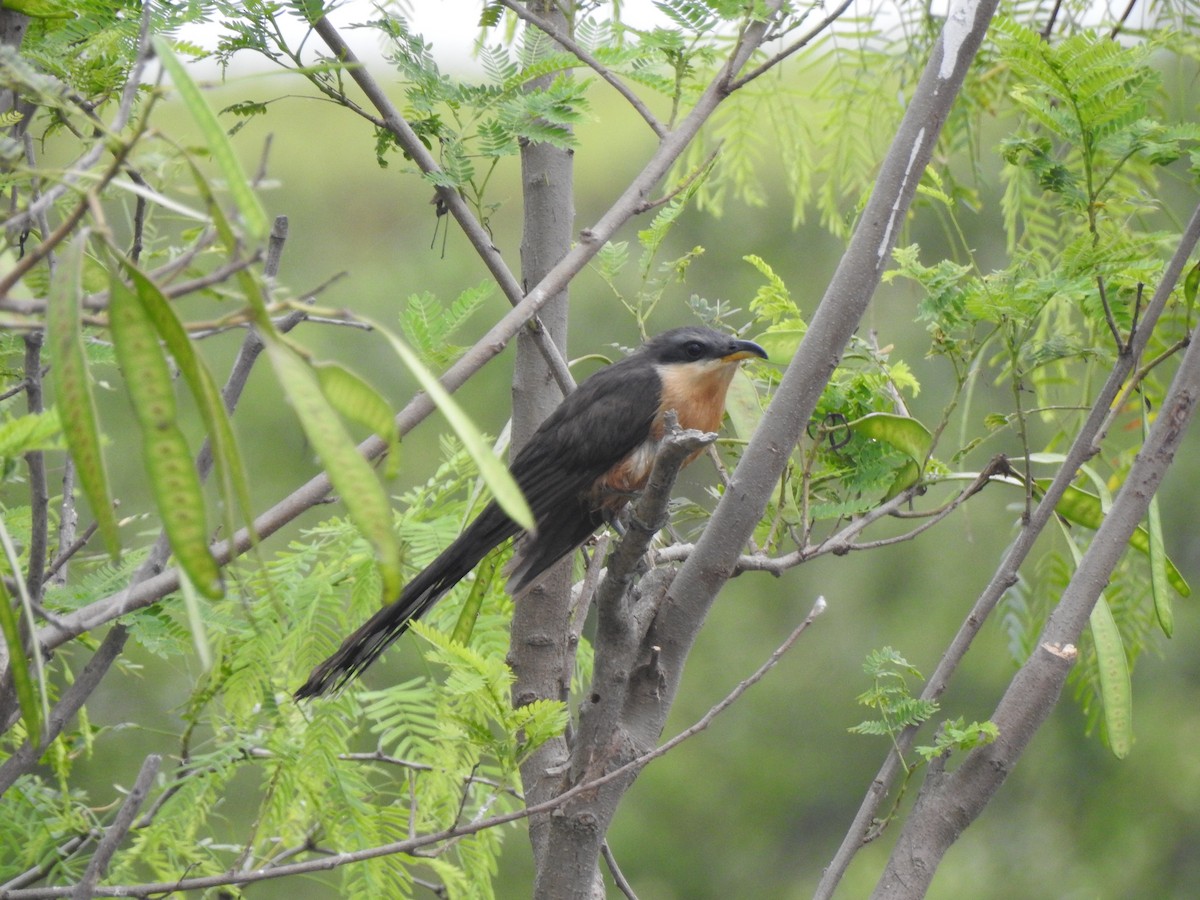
left=648, top=0, right=1002, bottom=750
left=818, top=196, right=1200, bottom=899
left=509, top=0, right=578, bottom=879
left=872, top=307, right=1200, bottom=897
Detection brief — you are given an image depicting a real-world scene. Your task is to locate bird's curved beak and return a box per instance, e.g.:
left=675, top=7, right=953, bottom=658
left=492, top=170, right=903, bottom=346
left=721, top=338, right=769, bottom=363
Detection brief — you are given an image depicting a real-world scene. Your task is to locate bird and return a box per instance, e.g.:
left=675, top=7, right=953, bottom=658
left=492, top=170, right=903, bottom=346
left=295, top=326, right=767, bottom=698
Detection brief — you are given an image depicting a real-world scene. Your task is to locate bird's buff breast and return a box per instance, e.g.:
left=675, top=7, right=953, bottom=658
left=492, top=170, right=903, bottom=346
left=590, top=359, right=740, bottom=510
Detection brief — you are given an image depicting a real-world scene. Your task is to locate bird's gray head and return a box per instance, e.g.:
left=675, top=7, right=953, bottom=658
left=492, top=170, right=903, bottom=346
left=640, top=326, right=768, bottom=366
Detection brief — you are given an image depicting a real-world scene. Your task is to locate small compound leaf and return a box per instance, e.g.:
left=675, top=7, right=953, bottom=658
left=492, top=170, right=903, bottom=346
left=48, top=231, right=120, bottom=558
left=0, top=409, right=62, bottom=458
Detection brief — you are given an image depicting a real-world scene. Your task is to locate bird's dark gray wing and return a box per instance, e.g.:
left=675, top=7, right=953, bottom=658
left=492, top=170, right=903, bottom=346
left=505, top=356, right=663, bottom=590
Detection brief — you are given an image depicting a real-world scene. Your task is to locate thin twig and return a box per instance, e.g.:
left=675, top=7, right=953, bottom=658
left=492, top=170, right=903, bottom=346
left=633, top=147, right=721, bottom=215
left=0, top=624, right=129, bottom=792
left=70, top=754, right=161, bottom=900
left=649, top=463, right=998, bottom=573
left=602, top=841, right=640, bottom=900
left=195, top=215, right=290, bottom=483
left=729, top=0, right=856, bottom=90
left=496, top=0, right=666, bottom=138
left=42, top=521, right=96, bottom=583
left=51, top=459, right=78, bottom=587
left=310, top=14, right=576, bottom=396
left=22, top=332, right=48, bottom=603
left=0, top=239, right=255, bottom=316
left=123, top=168, right=148, bottom=263
left=1041, top=0, right=1065, bottom=40
left=1109, top=0, right=1139, bottom=39
left=1095, top=276, right=1123, bottom=348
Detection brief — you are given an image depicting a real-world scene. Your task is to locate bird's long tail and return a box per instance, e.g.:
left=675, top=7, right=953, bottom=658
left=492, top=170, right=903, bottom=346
left=295, top=504, right=520, bottom=699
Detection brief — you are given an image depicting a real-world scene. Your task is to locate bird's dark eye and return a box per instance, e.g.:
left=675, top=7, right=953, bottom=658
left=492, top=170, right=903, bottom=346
left=684, top=341, right=705, bottom=360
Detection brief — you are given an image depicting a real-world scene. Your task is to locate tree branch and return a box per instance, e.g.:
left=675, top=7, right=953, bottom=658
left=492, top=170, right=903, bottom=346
left=308, top=13, right=576, bottom=396
left=21, top=332, right=47, bottom=604
left=69, top=754, right=160, bottom=900
left=496, top=0, right=667, bottom=138
left=0, top=624, right=128, bottom=793
left=816, top=196, right=1200, bottom=900
left=871, top=256, right=1200, bottom=897
left=729, top=0, right=857, bottom=90
left=508, top=0, right=578, bottom=879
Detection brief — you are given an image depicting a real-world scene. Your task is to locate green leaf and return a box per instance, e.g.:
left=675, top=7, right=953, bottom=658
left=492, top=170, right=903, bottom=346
left=915, top=718, right=999, bottom=762
left=261, top=335, right=403, bottom=599
left=1184, top=261, right=1200, bottom=310
left=1090, top=594, right=1133, bottom=758
left=152, top=36, right=268, bottom=241
left=0, top=558, right=41, bottom=742
left=751, top=323, right=806, bottom=364
left=371, top=322, right=535, bottom=532
left=2, top=0, right=74, bottom=18
left=743, top=254, right=801, bottom=324
left=1035, top=481, right=1190, bottom=597
left=109, top=270, right=223, bottom=598
left=48, top=231, right=120, bottom=558
left=883, top=459, right=921, bottom=501
left=314, top=362, right=401, bottom=479
left=850, top=412, right=933, bottom=465
left=179, top=572, right=212, bottom=671
left=723, top=369, right=762, bottom=441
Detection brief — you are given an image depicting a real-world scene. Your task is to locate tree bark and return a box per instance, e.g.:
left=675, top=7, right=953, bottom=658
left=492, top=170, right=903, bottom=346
left=506, top=0, right=580, bottom=889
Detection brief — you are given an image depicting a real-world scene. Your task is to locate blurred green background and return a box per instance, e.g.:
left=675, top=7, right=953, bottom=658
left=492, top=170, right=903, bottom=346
left=62, top=40, right=1200, bottom=899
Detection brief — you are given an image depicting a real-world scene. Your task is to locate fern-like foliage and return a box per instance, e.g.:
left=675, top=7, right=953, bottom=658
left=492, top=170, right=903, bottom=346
left=80, top=434, right=565, bottom=897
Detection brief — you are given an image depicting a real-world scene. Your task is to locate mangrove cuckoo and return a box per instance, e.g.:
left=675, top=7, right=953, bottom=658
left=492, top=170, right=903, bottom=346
left=295, top=326, right=767, bottom=698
